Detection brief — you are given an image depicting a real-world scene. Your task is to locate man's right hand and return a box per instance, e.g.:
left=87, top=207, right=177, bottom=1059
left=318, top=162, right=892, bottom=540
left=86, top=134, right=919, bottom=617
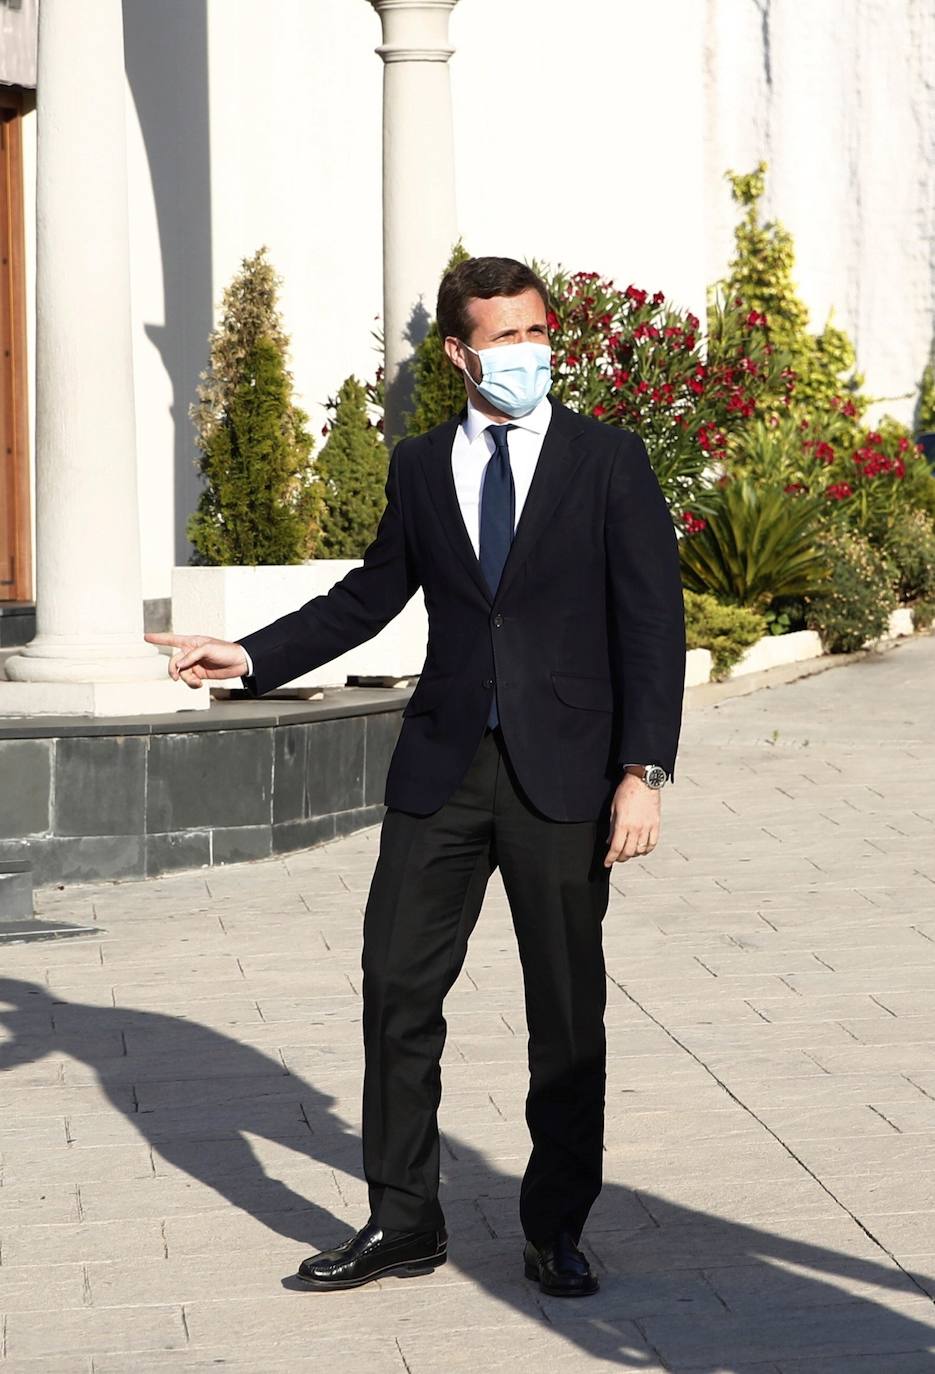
left=144, top=633, right=248, bottom=690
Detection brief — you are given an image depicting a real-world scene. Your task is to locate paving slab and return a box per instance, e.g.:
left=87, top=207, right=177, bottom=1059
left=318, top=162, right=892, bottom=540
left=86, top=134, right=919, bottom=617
left=2, top=633, right=934, bottom=1370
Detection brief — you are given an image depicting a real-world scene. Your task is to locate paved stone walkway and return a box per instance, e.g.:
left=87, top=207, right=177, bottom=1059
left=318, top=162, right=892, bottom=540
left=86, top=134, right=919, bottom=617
left=2, top=635, right=935, bottom=1373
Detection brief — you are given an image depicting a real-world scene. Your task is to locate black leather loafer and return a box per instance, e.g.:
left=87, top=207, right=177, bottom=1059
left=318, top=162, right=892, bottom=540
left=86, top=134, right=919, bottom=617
left=523, top=1231, right=599, bottom=1297
left=297, top=1221, right=448, bottom=1291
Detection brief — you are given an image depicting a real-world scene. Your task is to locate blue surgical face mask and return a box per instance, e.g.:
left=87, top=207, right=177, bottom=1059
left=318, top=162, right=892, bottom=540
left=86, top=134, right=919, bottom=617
left=460, top=340, right=552, bottom=418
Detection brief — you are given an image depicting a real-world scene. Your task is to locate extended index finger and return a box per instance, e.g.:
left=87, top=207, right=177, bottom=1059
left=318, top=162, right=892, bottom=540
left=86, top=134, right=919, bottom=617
left=144, top=633, right=191, bottom=648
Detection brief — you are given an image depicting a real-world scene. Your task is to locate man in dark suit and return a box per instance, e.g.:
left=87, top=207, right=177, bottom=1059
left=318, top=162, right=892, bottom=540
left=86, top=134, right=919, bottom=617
left=147, top=257, right=686, bottom=1297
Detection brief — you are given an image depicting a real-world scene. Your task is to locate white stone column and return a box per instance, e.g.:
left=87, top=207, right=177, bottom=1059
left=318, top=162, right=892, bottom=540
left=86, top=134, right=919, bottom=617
left=368, top=0, right=460, bottom=444
left=1, top=0, right=203, bottom=715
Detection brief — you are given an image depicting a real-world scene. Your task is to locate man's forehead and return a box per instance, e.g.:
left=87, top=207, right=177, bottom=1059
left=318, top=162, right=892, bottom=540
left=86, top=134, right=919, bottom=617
left=466, top=290, right=546, bottom=328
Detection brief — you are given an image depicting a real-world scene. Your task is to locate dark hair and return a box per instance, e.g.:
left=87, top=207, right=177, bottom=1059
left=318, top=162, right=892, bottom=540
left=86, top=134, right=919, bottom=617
left=436, top=256, right=550, bottom=344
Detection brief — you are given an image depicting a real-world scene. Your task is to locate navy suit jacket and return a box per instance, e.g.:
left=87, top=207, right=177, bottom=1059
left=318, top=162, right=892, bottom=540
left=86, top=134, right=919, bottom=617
left=236, top=397, right=686, bottom=821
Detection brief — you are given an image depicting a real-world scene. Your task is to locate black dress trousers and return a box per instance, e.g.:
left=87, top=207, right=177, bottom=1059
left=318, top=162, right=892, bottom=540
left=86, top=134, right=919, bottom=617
left=360, top=721, right=613, bottom=1245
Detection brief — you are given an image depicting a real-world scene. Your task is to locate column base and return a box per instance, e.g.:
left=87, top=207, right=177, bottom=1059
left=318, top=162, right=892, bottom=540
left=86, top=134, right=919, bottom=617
left=0, top=678, right=211, bottom=717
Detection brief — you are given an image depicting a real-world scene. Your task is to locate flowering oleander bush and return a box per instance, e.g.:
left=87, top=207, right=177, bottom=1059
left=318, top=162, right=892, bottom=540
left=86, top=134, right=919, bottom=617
left=539, top=262, right=793, bottom=511
left=730, top=411, right=934, bottom=545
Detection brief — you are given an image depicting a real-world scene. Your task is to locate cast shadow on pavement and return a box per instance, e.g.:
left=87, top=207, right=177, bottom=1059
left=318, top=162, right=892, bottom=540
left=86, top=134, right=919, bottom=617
left=1, top=977, right=933, bottom=1371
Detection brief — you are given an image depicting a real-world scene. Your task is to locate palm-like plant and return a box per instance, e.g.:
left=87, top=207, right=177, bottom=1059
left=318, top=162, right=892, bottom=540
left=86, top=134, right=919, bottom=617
left=679, top=479, right=830, bottom=607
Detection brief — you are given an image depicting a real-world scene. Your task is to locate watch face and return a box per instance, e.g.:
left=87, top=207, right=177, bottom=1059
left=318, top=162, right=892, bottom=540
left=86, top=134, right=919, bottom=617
left=645, top=764, right=667, bottom=789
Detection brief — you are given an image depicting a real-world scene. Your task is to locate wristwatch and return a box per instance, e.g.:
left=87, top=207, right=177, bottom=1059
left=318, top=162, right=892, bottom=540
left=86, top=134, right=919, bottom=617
left=623, top=763, right=668, bottom=789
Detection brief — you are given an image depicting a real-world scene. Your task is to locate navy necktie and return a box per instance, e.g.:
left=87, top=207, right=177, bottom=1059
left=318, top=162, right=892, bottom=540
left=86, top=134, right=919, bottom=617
left=479, top=423, right=515, bottom=727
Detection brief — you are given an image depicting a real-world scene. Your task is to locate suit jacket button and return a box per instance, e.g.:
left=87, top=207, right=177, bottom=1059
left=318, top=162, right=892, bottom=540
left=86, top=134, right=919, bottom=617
left=493, top=613, right=503, bottom=628
left=482, top=678, right=494, bottom=689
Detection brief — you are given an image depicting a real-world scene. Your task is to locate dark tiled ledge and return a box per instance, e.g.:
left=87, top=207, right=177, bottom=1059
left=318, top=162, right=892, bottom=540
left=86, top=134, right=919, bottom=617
left=0, top=687, right=412, bottom=889
left=0, top=684, right=412, bottom=737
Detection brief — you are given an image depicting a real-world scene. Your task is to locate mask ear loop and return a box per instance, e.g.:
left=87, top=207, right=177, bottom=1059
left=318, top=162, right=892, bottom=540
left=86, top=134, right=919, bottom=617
left=458, top=341, right=484, bottom=389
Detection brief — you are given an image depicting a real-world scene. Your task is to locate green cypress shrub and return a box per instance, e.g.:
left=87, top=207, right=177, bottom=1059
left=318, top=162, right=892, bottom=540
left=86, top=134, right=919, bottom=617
left=187, top=246, right=321, bottom=565
left=405, top=241, right=471, bottom=436
left=317, top=376, right=388, bottom=557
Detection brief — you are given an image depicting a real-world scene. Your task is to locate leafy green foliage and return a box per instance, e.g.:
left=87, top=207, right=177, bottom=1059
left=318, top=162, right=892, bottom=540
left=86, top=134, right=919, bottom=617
left=188, top=247, right=320, bottom=565
left=886, top=509, right=935, bottom=609
left=715, top=163, right=864, bottom=416
left=317, top=376, right=388, bottom=557
left=406, top=242, right=471, bottom=436
left=678, top=480, right=830, bottom=608
left=683, top=590, right=766, bottom=680
left=805, top=527, right=898, bottom=652
left=916, top=357, right=935, bottom=435
left=539, top=263, right=792, bottom=512
left=187, top=334, right=320, bottom=565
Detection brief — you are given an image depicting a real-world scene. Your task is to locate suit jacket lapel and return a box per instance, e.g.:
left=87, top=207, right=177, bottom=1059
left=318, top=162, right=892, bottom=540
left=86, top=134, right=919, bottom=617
left=494, top=399, right=586, bottom=605
left=420, top=409, right=493, bottom=605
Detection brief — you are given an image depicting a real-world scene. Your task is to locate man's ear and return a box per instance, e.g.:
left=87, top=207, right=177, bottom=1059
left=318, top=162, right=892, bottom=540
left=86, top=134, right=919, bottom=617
left=443, top=335, right=465, bottom=372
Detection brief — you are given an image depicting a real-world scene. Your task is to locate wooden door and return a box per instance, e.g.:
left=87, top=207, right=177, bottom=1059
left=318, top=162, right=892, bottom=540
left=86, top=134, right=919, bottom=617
left=0, top=86, right=31, bottom=604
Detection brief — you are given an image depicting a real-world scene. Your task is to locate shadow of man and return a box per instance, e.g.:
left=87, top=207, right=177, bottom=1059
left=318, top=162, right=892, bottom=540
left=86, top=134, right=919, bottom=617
left=0, top=976, right=357, bottom=1246
left=440, top=1137, right=935, bottom=1369
left=2, top=977, right=933, bottom=1368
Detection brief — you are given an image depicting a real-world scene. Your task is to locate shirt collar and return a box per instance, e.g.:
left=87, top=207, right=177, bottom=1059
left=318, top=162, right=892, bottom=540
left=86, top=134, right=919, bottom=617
left=463, top=393, right=553, bottom=444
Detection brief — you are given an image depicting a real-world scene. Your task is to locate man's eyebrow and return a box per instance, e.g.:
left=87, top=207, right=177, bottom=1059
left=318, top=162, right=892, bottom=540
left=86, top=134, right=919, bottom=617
left=489, top=323, right=546, bottom=340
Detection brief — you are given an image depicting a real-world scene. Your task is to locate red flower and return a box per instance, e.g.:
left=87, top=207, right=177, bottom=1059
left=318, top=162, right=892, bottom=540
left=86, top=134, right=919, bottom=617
left=682, top=511, right=707, bottom=534
left=686, top=312, right=700, bottom=331
left=652, top=290, right=666, bottom=305
left=867, top=430, right=883, bottom=446
left=785, top=482, right=808, bottom=495
left=565, top=354, right=579, bottom=367
left=814, top=442, right=835, bottom=464
left=546, top=310, right=560, bottom=332
left=744, top=309, right=767, bottom=327
left=592, top=404, right=606, bottom=418
left=825, top=482, right=853, bottom=501
left=625, top=284, right=648, bottom=307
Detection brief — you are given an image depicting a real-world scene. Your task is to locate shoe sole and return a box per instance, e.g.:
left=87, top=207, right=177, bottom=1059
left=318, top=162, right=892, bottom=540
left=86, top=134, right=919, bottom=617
left=524, top=1259, right=600, bottom=1297
left=297, top=1246, right=447, bottom=1291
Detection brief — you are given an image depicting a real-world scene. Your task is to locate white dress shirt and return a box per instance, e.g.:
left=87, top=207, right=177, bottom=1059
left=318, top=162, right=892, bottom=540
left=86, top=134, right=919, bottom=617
left=451, top=392, right=553, bottom=556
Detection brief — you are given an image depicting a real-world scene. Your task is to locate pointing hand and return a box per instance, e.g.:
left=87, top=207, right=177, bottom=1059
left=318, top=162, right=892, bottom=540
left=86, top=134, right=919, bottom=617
left=144, top=633, right=249, bottom=690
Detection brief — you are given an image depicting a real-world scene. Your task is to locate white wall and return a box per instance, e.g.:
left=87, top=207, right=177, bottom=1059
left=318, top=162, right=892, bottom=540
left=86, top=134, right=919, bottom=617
left=126, top=0, right=385, bottom=601
left=112, top=0, right=935, bottom=601
left=451, top=0, right=710, bottom=323
left=705, top=0, right=935, bottom=427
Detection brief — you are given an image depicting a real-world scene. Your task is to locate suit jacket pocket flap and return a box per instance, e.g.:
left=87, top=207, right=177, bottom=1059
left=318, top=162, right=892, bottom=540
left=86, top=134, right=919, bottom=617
left=550, top=671, right=613, bottom=712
